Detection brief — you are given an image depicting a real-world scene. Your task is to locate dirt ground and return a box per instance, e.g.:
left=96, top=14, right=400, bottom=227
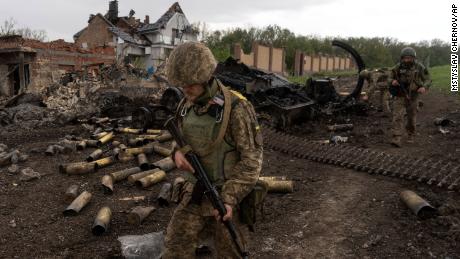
left=1, top=86, right=460, bottom=258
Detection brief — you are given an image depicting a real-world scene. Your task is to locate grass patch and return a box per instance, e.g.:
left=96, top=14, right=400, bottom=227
left=429, top=65, right=453, bottom=92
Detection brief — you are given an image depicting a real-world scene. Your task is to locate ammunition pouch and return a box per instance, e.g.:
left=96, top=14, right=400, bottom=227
left=239, top=180, right=268, bottom=231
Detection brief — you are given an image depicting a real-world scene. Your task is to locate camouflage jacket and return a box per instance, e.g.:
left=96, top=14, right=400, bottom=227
left=178, top=78, right=263, bottom=208
left=359, top=68, right=391, bottom=89
left=388, top=61, right=431, bottom=90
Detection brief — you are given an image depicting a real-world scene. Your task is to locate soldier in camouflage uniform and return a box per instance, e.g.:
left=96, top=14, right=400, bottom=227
left=388, top=47, right=431, bottom=147
left=163, top=42, right=263, bottom=258
left=359, top=68, right=391, bottom=113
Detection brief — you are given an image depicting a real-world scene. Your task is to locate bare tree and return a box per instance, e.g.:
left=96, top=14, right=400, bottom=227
left=0, top=17, right=48, bottom=41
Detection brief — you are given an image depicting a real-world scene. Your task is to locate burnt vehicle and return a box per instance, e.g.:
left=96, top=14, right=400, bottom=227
left=132, top=40, right=366, bottom=129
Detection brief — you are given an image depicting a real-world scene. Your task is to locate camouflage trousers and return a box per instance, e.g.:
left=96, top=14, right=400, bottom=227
left=368, top=86, right=390, bottom=112
left=163, top=183, right=248, bottom=259
left=391, top=93, right=419, bottom=137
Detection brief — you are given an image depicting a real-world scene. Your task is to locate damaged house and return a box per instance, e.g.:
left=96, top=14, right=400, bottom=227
left=73, top=1, right=198, bottom=72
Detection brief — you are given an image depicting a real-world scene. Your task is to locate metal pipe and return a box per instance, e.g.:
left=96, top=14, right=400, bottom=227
left=86, top=149, right=103, bottom=162
left=135, top=170, right=166, bottom=188
left=137, top=153, right=149, bottom=170
left=63, top=191, right=92, bottom=216
left=92, top=206, right=112, bottom=236
left=171, top=177, right=185, bottom=203
left=64, top=184, right=79, bottom=203
left=127, top=168, right=160, bottom=183
left=157, top=183, right=172, bottom=206
left=110, top=167, right=142, bottom=182
left=400, top=190, right=437, bottom=219
left=59, top=162, right=97, bottom=175
left=151, top=156, right=176, bottom=172
left=101, top=175, right=114, bottom=194
left=127, top=206, right=155, bottom=225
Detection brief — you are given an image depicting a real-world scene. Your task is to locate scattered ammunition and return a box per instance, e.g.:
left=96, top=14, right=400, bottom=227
left=117, top=127, right=142, bottom=134
left=45, top=145, right=56, bottom=156
left=135, top=170, right=167, bottom=188
left=118, top=144, right=128, bottom=151
left=112, top=140, right=121, bottom=147
left=155, top=131, right=173, bottom=142
left=91, top=131, right=109, bottom=140
left=157, top=183, right=172, bottom=206
left=92, top=206, right=112, bottom=236
left=86, top=149, right=103, bottom=162
left=138, top=135, right=160, bottom=140
left=59, top=162, right=97, bottom=175
left=125, top=147, right=148, bottom=156
left=327, top=124, right=354, bottom=131
left=119, top=196, right=145, bottom=201
left=101, top=175, right=114, bottom=194
left=113, top=147, right=121, bottom=157
left=171, top=177, right=185, bottom=203
left=93, top=127, right=103, bottom=135
left=110, top=167, right=142, bottom=182
left=90, top=156, right=116, bottom=169
left=261, top=179, right=294, bottom=193
left=76, top=140, right=87, bottom=150
left=400, top=190, right=437, bottom=219
left=259, top=176, right=287, bottom=181
left=63, top=191, right=92, bottom=216
left=97, top=132, right=114, bottom=145
left=128, top=168, right=160, bottom=183
left=127, top=206, right=155, bottom=225
left=146, top=129, right=162, bottom=135
left=95, top=117, right=110, bottom=125
left=64, top=184, right=79, bottom=203
left=151, top=156, right=176, bottom=172
left=85, top=139, right=99, bottom=148
left=152, top=144, right=172, bottom=157
left=128, top=138, right=146, bottom=147
left=117, top=151, right=135, bottom=162
left=137, top=153, right=150, bottom=170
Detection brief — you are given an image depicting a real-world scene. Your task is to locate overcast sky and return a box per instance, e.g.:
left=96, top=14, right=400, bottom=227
left=0, top=0, right=451, bottom=43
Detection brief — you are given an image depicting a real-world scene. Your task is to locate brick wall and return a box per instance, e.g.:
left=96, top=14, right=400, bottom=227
left=75, top=15, right=114, bottom=49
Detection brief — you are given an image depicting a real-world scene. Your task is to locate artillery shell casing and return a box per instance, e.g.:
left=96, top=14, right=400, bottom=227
left=157, top=183, right=172, bottom=206
left=171, top=177, right=185, bottom=203
left=86, top=149, right=103, bottom=162
left=59, top=162, right=97, bottom=175
left=128, top=168, right=160, bottom=183
left=92, top=206, right=112, bottom=236
left=91, top=131, right=108, bottom=140
left=259, top=176, right=287, bottom=181
left=64, top=184, right=79, bottom=203
left=97, top=132, right=114, bottom=145
left=125, top=147, right=146, bottom=156
left=119, top=144, right=127, bottom=151
left=85, top=139, right=99, bottom=148
left=63, top=191, right=92, bottom=216
left=117, top=151, right=135, bottom=162
left=101, top=175, right=114, bottom=194
left=45, top=145, right=55, bottom=156
left=151, top=156, right=176, bottom=172
left=136, top=170, right=167, bottom=188
left=155, top=132, right=172, bottom=142
left=262, top=179, right=294, bottom=193
left=76, top=140, right=87, bottom=150
left=112, top=141, right=121, bottom=147
left=137, top=153, right=150, bottom=170
left=113, top=147, right=121, bottom=157
left=153, top=144, right=172, bottom=157
left=146, top=129, right=162, bottom=135
left=90, top=156, right=116, bottom=169
left=327, top=124, right=354, bottom=131
left=127, top=206, right=155, bottom=225
left=129, top=138, right=145, bottom=147
left=138, top=134, right=160, bottom=140
left=400, top=190, right=437, bottom=219
left=110, top=167, right=142, bottom=182
left=118, top=127, right=142, bottom=134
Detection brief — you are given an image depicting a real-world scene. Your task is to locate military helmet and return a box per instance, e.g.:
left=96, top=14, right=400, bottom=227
left=400, top=47, right=416, bottom=58
left=166, top=42, right=217, bottom=88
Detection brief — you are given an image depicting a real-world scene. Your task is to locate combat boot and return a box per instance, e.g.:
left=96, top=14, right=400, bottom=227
left=390, top=136, right=402, bottom=148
